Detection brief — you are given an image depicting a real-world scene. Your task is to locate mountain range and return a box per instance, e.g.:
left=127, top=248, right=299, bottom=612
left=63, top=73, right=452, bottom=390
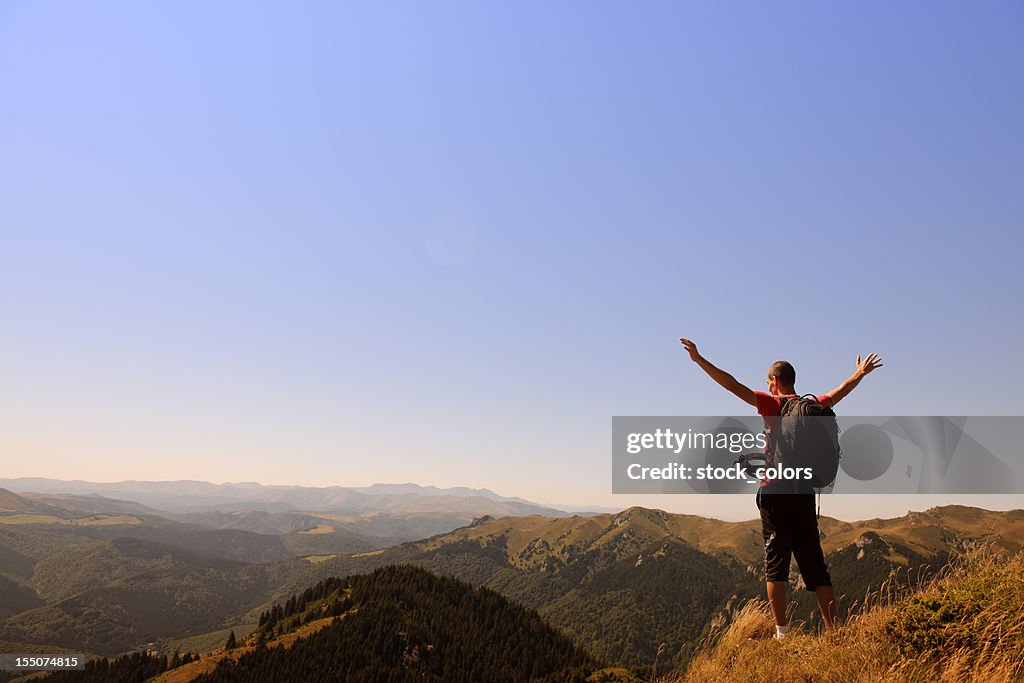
left=0, top=478, right=598, bottom=551
left=3, top=481, right=1022, bottom=674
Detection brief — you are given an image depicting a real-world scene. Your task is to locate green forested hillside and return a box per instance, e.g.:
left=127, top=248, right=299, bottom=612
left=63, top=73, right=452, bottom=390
left=193, top=565, right=594, bottom=683
left=542, top=538, right=749, bottom=668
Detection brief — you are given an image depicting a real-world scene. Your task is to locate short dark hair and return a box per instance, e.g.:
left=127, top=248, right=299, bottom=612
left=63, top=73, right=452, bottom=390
left=768, top=360, right=796, bottom=387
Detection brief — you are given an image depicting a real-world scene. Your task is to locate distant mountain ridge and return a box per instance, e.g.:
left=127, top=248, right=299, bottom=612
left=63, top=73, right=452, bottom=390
left=0, top=489, right=70, bottom=517
left=0, top=478, right=577, bottom=517
left=0, top=478, right=589, bottom=548
left=350, top=482, right=537, bottom=504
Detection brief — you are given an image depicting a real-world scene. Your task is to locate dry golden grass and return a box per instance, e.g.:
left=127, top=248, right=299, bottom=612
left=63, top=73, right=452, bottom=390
left=149, top=616, right=338, bottom=683
left=302, top=554, right=338, bottom=564
left=0, top=513, right=142, bottom=526
left=662, top=547, right=1024, bottom=683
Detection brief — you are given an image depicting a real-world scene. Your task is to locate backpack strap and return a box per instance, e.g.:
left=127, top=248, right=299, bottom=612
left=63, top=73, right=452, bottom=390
left=778, top=395, right=796, bottom=414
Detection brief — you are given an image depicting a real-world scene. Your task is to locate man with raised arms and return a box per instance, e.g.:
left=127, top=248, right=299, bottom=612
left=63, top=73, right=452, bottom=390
left=678, top=338, right=882, bottom=639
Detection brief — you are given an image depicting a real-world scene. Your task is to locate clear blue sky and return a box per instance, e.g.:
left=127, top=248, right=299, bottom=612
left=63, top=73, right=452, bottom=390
left=2, top=2, right=1022, bottom=519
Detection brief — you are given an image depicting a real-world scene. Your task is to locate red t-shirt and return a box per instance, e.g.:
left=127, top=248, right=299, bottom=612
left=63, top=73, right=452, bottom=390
left=754, top=392, right=833, bottom=490
left=755, top=392, right=832, bottom=418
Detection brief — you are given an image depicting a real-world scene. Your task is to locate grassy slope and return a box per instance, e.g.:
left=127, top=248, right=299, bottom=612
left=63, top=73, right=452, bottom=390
left=665, top=547, right=1024, bottom=683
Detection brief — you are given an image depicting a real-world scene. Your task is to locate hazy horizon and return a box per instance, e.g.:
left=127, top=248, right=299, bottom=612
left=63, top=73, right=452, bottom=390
left=4, top=475, right=1022, bottom=523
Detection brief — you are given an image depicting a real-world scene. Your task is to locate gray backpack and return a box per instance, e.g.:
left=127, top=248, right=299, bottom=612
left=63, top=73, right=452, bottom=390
left=774, top=395, right=841, bottom=489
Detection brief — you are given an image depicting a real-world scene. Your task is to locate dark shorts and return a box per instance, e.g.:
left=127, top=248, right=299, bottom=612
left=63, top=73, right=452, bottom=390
left=756, top=490, right=832, bottom=591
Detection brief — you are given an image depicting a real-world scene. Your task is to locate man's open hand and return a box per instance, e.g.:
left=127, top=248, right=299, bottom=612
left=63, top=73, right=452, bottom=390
left=856, top=353, right=883, bottom=377
left=679, top=338, right=701, bottom=363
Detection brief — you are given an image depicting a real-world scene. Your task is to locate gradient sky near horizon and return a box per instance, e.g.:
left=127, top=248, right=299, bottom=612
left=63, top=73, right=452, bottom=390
left=2, top=1, right=1023, bottom=521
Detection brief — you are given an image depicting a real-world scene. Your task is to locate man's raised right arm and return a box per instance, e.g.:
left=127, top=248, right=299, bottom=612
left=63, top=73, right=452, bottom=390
left=679, top=338, right=757, bottom=406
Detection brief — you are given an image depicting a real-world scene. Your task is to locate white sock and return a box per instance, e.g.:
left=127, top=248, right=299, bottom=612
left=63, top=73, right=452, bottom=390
left=775, top=625, right=789, bottom=639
